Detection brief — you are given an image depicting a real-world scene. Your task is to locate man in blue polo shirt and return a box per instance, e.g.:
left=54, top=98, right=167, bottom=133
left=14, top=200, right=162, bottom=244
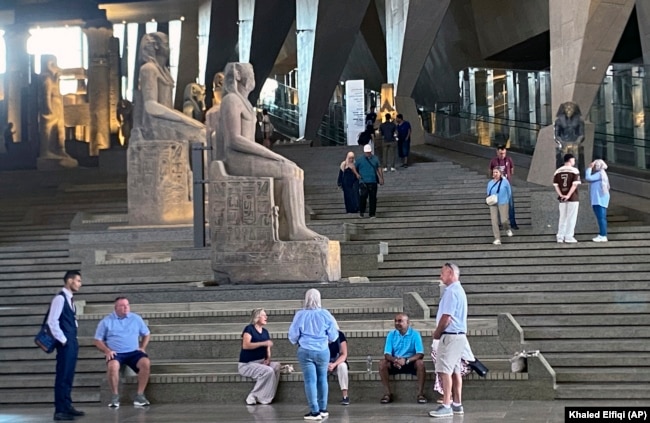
left=378, top=312, right=427, bottom=404
left=429, top=262, right=468, bottom=418
left=94, top=297, right=151, bottom=408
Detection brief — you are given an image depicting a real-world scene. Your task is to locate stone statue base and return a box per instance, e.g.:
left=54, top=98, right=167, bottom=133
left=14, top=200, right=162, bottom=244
left=127, top=140, right=193, bottom=225
left=37, top=155, right=78, bottom=170
left=527, top=125, right=556, bottom=187
left=209, top=161, right=341, bottom=284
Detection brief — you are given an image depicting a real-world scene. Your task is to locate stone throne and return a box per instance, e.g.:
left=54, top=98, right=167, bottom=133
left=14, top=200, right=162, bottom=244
left=208, top=62, right=340, bottom=283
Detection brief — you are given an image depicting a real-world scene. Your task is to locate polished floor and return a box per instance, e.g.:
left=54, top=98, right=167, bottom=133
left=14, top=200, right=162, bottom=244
left=2, top=400, right=649, bottom=423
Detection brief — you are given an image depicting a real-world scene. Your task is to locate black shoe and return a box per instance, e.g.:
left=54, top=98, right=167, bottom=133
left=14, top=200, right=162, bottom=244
left=53, top=412, right=75, bottom=421
left=67, top=408, right=85, bottom=416
left=511, top=225, right=519, bottom=230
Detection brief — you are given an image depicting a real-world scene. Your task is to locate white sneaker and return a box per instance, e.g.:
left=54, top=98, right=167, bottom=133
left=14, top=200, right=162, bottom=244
left=383, top=167, right=388, bottom=172
left=506, top=230, right=513, bottom=237
left=593, top=235, right=608, bottom=242
left=390, top=167, right=396, bottom=172
left=564, top=237, right=578, bottom=243
left=556, top=237, right=564, bottom=243
left=492, top=239, right=501, bottom=245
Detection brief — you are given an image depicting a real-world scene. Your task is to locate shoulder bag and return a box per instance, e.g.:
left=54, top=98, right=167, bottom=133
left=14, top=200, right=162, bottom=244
left=468, top=358, right=489, bottom=377
left=34, top=292, right=63, bottom=353
left=485, top=179, right=502, bottom=206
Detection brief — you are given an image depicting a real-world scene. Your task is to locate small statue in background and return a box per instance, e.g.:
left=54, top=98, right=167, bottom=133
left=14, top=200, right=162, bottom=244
left=554, top=101, right=585, bottom=169
left=38, top=54, right=77, bottom=167
left=182, top=83, right=205, bottom=122
left=205, top=71, right=225, bottom=156
left=117, top=99, right=133, bottom=147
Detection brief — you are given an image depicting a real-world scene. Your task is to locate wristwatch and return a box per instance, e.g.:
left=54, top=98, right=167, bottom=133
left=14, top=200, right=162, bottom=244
left=405, top=358, right=410, bottom=365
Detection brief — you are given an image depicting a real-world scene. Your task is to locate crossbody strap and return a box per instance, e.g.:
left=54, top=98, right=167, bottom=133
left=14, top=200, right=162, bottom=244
left=488, top=179, right=503, bottom=195
left=42, top=291, right=66, bottom=326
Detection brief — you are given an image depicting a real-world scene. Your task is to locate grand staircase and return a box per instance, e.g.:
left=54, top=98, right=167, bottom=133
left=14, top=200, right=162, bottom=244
left=0, top=143, right=649, bottom=405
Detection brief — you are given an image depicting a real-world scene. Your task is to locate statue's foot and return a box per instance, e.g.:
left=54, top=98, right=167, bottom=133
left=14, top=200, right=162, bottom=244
left=289, top=226, right=327, bottom=242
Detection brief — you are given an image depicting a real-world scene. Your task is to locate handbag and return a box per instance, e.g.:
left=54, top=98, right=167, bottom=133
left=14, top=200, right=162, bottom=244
left=485, top=179, right=502, bottom=206
left=468, top=358, right=489, bottom=377
left=510, top=350, right=540, bottom=373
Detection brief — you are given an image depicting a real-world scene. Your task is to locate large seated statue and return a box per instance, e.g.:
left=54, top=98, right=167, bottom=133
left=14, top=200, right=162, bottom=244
left=217, top=62, right=322, bottom=242
left=208, top=62, right=339, bottom=283
left=127, top=32, right=205, bottom=225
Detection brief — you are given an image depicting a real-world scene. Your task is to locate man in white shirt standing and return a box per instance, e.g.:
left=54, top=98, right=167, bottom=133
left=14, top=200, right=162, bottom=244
left=47, top=270, right=84, bottom=421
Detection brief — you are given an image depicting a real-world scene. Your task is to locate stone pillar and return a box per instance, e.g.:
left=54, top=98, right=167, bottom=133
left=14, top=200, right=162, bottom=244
left=3, top=25, right=30, bottom=146
left=385, top=0, right=449, bottom=146
left=528, top=0, right=634, bottom=187
left=296, top=0, right=319, bottom=139
left=83, top=20, right=114, bottom=156
left=237, top=0, right=255, bottom=63
left=636, top=0, right=650, bottom=66
left=548, top=0, right=634, bottom=114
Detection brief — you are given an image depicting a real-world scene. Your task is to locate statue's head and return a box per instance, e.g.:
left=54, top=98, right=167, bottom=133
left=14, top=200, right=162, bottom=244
left=213, top=72, right=225, bottom=90
left=184, top=83, right=205, bottom=103
left=557, top=101, right=581, bottom=119
left=41, top=54, right=60, bottom=77
left=139, top=32, right=169, bottom=65
left=224, top=62, right=255, bottom=96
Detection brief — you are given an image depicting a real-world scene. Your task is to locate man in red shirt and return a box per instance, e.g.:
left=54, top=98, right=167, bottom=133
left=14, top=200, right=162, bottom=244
left=489, top=146, right=518, bottom=229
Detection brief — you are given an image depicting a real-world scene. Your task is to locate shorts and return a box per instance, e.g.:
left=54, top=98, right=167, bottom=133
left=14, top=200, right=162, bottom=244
left=435, top=334, right=466, bottom=374
left=387, top=360, right=418, bottom=376
left=109, top=350, right=148, bottom=373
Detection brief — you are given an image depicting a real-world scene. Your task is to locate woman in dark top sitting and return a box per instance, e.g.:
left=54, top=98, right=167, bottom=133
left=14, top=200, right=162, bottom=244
left=238, top=308, right=281, bottom=405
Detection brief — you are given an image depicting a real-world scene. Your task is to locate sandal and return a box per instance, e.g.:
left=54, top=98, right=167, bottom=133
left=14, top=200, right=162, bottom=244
left=417, top=394, right=428, bottom=404
left=380, top=394, right=393, bottom=404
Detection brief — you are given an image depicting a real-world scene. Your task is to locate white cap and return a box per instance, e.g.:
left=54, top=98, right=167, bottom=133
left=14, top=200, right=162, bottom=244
left=363, top=144, right=372, bottom=152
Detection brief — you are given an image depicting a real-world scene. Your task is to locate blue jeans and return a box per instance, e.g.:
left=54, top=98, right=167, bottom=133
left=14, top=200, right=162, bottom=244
left=297, top=347, right=330, bottom=413
left=592, top=205, right=608, bottom=236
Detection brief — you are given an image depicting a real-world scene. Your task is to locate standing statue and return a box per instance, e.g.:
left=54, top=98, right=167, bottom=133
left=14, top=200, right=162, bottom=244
left=218, top=62, right=323, bottom=241
left=38, top=55, right=77, bottom=167
left=554, top=101, right=585, bottom=169
left=205, top=72, right=225, bottom=156
left=131, top=32, right=204, bottom=143
left=182, top=83, right=205, bottom=122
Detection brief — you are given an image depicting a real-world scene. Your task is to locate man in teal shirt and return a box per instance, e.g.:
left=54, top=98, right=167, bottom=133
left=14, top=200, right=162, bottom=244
left=378, top=312, right=427, bottom=404
left=353, top=144, right=384, bottom=218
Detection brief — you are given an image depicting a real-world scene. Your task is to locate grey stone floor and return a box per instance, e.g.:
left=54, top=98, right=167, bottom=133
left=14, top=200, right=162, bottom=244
left=2, top=400, right=649, bottom=423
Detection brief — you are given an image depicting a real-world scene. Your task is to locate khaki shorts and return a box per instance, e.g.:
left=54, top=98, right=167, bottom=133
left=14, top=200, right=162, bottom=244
left=435, top=334, right=466, bottom=374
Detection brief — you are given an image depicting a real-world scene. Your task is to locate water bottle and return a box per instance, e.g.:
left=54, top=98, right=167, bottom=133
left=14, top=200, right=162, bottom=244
left=366, top=355, right=373, bottom=373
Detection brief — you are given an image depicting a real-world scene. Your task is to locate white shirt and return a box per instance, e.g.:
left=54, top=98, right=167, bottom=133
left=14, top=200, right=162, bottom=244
left=46, top=288, right=77, bottom=344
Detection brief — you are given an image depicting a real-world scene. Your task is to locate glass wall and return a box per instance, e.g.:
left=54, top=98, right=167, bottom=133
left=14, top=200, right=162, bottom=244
left=428, top=66, right=649, bottom=171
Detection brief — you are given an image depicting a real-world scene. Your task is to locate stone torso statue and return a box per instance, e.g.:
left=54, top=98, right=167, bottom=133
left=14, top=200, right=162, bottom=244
left=183, top=83, right=205, bottom=121
left=218, top=62, right=323, bottom=241
left=131, top=32, right=204, bottom=143
left=38, top=55, right=76, bottom=166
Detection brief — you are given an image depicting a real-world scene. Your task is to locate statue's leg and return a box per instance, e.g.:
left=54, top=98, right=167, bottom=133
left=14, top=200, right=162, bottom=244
left=277, top=163, right=325, bottom=241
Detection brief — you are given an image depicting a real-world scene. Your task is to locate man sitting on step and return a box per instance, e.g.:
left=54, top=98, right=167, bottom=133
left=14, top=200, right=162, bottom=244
left=378, top=312, right=427, bottom=404
left=94, top=297, right=152, bottom=408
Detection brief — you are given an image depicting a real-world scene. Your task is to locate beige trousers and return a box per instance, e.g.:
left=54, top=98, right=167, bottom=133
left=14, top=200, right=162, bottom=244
left=489, top=203, right=510, bottom=240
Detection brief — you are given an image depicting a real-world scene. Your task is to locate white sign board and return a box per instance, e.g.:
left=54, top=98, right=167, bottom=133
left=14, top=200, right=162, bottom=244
left=345, top=80, right=365, bottom=146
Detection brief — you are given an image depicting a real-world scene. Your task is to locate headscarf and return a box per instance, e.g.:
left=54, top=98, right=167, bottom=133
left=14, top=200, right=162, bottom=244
left=340, top=152, right=355, bottom=171
left=593, top=159, right=610, bottom=193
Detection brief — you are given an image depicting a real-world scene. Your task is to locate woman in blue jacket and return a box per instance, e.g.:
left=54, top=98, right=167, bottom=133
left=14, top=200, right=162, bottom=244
left=487, top=168, right=512, bottom=245
left=585, top=159, right=610, bottom=242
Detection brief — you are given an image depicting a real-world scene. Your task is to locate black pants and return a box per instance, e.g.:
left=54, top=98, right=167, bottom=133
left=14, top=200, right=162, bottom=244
left=359, top=182, right=378, bottom=217
left=55, top=339, right=78, bottom=413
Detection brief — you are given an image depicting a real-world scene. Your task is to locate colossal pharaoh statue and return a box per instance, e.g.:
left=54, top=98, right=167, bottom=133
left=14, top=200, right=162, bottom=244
left=218, top=62, right=322, bottom=241
left=38, top=55, right=78, bottom=168
left=208, top=62, right=339, bottom=283
left=128, top=32, right=205, bottom=225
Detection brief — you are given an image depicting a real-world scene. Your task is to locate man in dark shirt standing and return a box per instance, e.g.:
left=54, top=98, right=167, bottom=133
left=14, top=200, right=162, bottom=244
left=553, top=154, right=581, bottom=243
left=47, top=270, right=84, bottom=421
left=396, top=114, right=411, bottom=168
left=489, top=145, right=518, bottom=229
left=353, top=144, right=384, bottom=218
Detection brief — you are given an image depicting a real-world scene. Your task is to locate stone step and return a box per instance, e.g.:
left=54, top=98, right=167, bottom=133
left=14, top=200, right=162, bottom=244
left=386, top=245, right=650, bottom=257
left=555, top=384, right=650, bottom=400
left=0, top=387, right=100, bottom=404
left=469, top=304, right=650, bottom=316
left=544, top=353, right=650, bottom=367
left=515, top=314, right=650, bottom=326
left=555, top=368, right=650, bottom=383
left=523, top=326, right=650, bottom=339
